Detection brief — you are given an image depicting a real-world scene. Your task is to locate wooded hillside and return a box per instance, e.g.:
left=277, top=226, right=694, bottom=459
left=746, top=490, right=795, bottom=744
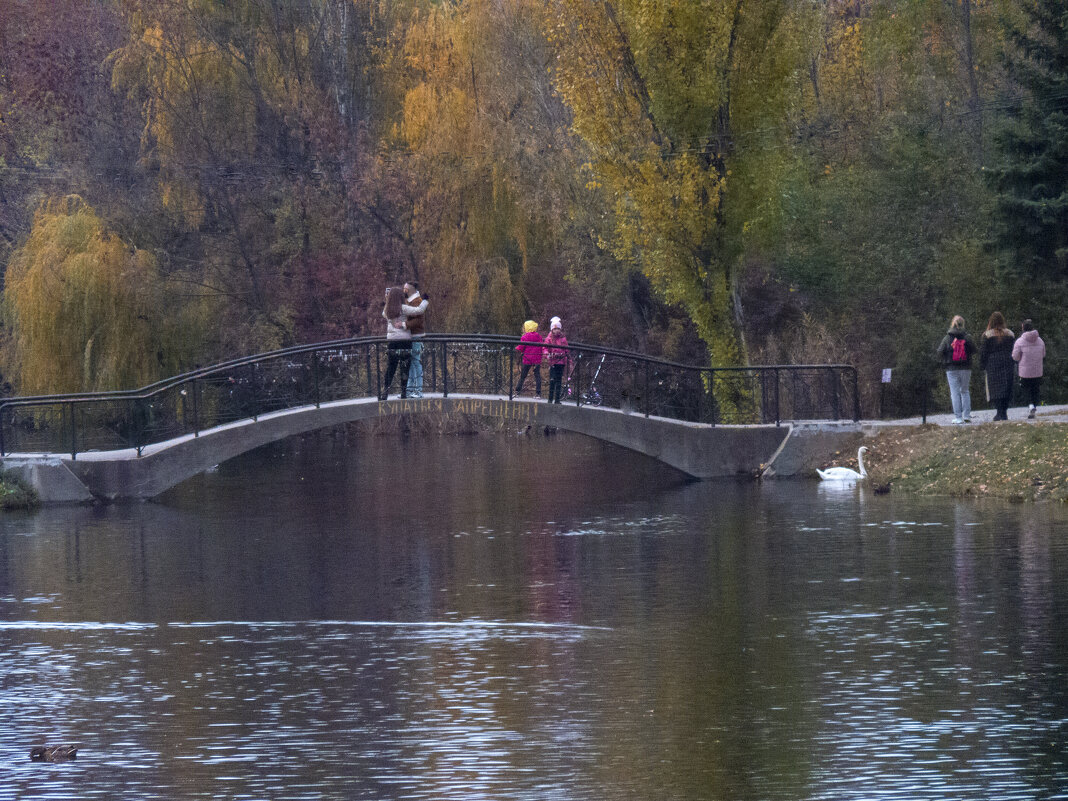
left=1, top=0, right=1064, bottom=414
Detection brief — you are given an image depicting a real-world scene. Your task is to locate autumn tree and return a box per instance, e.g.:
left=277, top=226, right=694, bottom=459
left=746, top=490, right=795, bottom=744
left=0, top=0, right=136, bottom=268
left=759, top=0, right=1011, bottom=410
left=394, top=0, right=577, bottom=333
left=543, top=0, right=812, bottom=366
left=109, top=0, right=415, bottom=351
left=2, top=196, right=192, bottom=393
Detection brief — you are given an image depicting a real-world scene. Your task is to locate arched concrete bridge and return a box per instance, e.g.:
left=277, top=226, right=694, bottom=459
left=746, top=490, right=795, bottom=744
left=6, top=396, right=792, bottom=501
left=0, top=334, right=858, bottom=502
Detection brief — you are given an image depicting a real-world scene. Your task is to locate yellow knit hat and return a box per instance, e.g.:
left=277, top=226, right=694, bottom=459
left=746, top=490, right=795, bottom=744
left=523, top=320, right=538, bottom=333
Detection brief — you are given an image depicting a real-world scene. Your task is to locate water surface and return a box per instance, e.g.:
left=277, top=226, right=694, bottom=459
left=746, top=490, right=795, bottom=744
left=2, top=432, right=1067, bottom=799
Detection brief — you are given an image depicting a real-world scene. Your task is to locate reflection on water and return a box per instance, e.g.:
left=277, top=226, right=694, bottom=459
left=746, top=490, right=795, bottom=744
left=2, top=432, right=1067, bottom=800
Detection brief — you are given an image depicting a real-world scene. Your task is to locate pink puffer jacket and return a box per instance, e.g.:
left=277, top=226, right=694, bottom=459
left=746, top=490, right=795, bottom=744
left=1012, top=329, right=1045, bottom=378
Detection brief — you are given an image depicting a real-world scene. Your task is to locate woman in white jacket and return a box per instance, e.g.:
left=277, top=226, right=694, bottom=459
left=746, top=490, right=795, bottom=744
left=380, top=286, right=412, bottom=400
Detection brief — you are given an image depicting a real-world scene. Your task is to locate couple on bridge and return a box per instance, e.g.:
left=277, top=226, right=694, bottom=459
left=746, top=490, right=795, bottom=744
left=379, top=282, right=429, bottom=400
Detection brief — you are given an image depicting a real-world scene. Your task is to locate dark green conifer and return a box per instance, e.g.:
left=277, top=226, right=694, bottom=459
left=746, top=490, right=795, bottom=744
left=991, top=0, right=1068, bottom=277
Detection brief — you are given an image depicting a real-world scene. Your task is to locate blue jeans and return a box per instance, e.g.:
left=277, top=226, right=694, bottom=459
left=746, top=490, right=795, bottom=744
left=406, top=340, right=424, bottom=397
left=946, top=369, right=971, bottom=420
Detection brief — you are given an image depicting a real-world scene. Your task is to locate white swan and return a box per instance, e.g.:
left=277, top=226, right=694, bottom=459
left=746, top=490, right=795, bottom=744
left=817, top=446, right=868, bottom=481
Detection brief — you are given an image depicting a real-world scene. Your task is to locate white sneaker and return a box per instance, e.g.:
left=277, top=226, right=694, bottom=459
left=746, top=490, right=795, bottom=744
left=952, top=418, right=963, bottom=425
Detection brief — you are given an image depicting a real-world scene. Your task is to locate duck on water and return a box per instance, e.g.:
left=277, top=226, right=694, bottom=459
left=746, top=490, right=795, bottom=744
left=30, top=745, right=78, bottom=762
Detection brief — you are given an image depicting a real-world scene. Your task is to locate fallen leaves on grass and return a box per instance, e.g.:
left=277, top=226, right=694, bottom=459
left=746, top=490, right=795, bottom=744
left=858, top=424, right=1068, bottom=502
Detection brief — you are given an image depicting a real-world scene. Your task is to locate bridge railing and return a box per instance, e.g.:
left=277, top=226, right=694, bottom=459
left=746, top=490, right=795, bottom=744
left=0, top=334, right=859, bottom=458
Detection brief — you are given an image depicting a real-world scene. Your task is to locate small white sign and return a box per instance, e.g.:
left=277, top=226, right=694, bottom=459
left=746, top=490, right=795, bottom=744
left=881, top=368, right=892, bottom=384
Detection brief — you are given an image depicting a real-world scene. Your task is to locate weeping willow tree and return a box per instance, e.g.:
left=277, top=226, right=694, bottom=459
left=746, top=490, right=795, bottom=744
left=3, top=196, right=174, bottom=394
left=398, top=0, right=571, bottom=333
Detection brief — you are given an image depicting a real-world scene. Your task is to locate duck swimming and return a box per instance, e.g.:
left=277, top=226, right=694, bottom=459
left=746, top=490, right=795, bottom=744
left=30, top=745, right=78, bottom=762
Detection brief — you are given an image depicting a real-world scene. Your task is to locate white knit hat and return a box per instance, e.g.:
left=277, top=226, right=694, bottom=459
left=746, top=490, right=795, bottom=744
left=550, top=316, right=562, bottom=330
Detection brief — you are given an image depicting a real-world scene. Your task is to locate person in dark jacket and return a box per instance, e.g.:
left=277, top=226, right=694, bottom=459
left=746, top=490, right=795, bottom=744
left=979, top=311, right=1016, bottom=421
left=937, top=315, right=977, bottom=423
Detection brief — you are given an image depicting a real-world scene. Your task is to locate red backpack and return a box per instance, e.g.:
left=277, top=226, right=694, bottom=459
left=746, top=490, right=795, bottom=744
left=951, top=337, right=967, bottom=362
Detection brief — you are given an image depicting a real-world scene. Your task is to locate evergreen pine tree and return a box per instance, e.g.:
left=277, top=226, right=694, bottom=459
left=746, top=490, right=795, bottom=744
left=991, top=0, right=1068, bottom=277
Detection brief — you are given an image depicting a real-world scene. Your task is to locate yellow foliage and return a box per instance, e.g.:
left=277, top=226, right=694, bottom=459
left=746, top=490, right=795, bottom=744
left=545, top=0, right=804, bottom=365
left=3, top=196, right=168, bottom=393
left=110, top=1, right=315, bottom=227
left=397, top=0, right=555, bottom=331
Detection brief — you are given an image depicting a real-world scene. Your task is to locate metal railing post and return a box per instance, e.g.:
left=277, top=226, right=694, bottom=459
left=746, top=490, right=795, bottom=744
left=364, top=347, right=372, bottom=398
left=249, top=363, right=258, bottom=421
left=375, top=343, right=382, bottom=399
left=313, top=352, right=321, bottom=408
left=853, top=368, right=861, bottom=422
left=496, top=347, right=502, bottom=395
left=831, top=368, right=840, bottom=420
left=644, top=361, right=650, bottom=418
left=133, top=398, right=143, bottom=456
left=192, top=378, right=200, bottom=437
left=508, top=347, right=514, bottom=400
left=922, top=375, right=928, bottom=425
left=696, top=371, right=703, bottom=423
left=442, top=342, right=449, bottom=398
left=68, top=402, right=77, bottom=460
left=575, top=354, right=582, bottom=406
left=0, top=407, right=5, bottom=457
left=775, top=368, right=781, bottom=427
left=709, top=369, right=717, bottom=426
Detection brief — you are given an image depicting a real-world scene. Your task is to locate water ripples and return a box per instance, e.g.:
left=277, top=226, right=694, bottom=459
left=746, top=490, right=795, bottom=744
left=4, top=438, right=1068, bottom=800
left=805, top=604, right=1068, bottom=800
left=0, top=619, right=609, bottom=800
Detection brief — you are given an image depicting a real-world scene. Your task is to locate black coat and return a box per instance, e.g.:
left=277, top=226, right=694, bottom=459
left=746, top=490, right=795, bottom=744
left=980, top=331, right=1016, bottom=401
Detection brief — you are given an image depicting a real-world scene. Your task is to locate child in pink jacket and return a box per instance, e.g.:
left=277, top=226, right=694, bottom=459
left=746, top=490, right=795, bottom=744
left=1012, top=319, right=1046, bottom=418
left=514, top=320, right=544, bottom=397
left=543, top=317, right=570, bottom=404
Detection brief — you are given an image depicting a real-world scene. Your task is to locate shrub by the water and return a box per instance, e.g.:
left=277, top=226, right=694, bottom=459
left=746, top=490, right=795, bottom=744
left=0, top=470, right=39, bottom=511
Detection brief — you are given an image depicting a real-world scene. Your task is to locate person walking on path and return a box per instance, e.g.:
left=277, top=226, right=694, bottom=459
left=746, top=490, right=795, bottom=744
left=380, top=286, right=412, bottom=400
left=1012, top=319, right=1046, bottom=419
left=937, top=314, right=977, bottom=424
left=514, top=320, right=544, bottom=397
left=402, top=281, right=429, bottom=399
left=543, top=317, right=570, bottom=404
left=979, top=311, right=1016, bottom=421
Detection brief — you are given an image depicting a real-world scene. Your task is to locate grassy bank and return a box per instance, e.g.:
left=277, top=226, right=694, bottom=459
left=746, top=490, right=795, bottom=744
left=0, top=470, right=39, bottom=511
left=826, top=423, right=1068, bottom=502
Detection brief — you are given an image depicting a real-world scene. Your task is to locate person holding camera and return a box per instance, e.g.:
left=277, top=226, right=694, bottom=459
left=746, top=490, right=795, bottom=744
left=403, top=281, right=429, bottom=399
left=380, top=286, right=412, bottom=400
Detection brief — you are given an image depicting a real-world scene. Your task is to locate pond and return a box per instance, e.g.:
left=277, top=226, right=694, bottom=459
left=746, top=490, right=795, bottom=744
left=2, top=431, right=1067, bottom=800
